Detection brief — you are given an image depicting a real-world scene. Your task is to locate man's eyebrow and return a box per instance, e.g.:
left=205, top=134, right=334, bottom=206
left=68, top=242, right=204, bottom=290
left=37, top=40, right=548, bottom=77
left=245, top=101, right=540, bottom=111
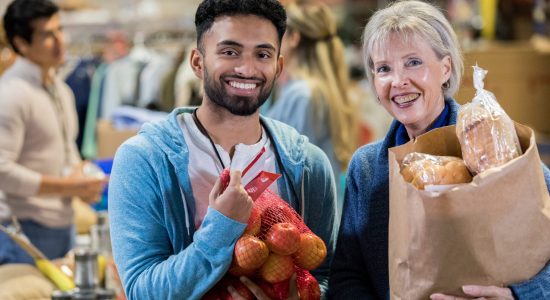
left=217, top=40, right=243, bottom=48
left=216, top=40, right=276, bottom=52
left=256, top=43, right=276, bottom=52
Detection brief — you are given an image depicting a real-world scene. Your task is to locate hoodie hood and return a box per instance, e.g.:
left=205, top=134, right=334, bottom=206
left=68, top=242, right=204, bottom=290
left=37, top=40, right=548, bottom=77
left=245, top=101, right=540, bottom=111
left=138, top=107, right=310, bottom=208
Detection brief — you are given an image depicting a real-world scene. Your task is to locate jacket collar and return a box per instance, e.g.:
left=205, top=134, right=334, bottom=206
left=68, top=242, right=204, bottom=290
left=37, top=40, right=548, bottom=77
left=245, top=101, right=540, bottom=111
left=381, top=97, right=460, bottom=154
left=7, top=56, right=45, bottom=86
left=140, top=107, right=307, bottom=203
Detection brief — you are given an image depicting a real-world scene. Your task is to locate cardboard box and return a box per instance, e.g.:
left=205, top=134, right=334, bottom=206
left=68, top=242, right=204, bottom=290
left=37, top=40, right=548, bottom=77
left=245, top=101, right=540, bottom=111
left=96, top=120, right=138, bottom=159
left=455, top=42, right=550, bottom=135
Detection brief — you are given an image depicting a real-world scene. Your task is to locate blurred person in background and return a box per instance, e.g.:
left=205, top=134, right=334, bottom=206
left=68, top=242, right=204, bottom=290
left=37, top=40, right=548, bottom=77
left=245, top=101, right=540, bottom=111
left=329, top=0, right=550, bottom=299
left=108, top=0, right=338, bottom=298
left=0, top=0, right=105, bottom=264
left=266, top=0, right=358, bottom=213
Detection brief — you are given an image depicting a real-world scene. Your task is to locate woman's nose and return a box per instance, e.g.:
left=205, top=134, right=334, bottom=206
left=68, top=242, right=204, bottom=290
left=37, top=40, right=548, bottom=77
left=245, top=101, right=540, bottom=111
left=391, top=72, right=410, bottom=88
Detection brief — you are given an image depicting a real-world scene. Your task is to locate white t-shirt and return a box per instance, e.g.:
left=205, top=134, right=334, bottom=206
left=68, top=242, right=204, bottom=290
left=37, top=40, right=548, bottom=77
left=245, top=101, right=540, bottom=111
left=178, top=113, right=279, bottom=229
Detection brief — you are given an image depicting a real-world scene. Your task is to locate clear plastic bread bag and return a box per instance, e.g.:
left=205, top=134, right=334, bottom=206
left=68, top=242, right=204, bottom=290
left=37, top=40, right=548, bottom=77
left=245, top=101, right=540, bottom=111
left=456, top=65, right=522, bottom=175
left=401, top=152, right=472, bottom=190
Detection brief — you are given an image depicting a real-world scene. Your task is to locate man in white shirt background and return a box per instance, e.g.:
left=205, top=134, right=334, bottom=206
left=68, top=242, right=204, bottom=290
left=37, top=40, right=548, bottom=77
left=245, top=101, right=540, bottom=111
left=0, top=0, right=105, bottom=264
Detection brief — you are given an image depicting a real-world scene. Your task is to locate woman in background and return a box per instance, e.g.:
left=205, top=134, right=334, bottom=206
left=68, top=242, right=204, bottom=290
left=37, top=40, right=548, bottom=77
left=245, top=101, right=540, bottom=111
left=266, top=0, right=358, bottom=210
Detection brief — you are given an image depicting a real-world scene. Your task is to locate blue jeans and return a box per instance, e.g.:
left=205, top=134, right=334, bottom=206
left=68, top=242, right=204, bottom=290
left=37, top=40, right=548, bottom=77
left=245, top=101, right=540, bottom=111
left=0, top=219, right=73, bottom=265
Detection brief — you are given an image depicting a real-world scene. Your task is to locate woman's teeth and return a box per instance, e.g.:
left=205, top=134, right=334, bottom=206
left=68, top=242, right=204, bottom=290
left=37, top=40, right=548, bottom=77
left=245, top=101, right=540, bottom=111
left=229, top=81, right=256, bottom=90
left=393, top=94, right=419, bottom=104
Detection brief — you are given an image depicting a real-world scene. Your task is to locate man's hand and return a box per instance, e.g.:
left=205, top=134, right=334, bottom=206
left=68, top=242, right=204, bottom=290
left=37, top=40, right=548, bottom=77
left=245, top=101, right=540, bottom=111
left=209, top=170, right=253, bottom=223
left=66, top=177, right=107, bottom=204
left=39, top=175, right=107, bottom=204
left=227, top=274, right=300, bottom=300
left=431, top=285, right=514, bottom=300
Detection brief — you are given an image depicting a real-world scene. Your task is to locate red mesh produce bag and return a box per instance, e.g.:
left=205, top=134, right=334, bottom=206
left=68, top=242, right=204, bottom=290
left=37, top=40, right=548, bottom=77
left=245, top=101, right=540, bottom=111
left=203, top=168, right=327, bottom=300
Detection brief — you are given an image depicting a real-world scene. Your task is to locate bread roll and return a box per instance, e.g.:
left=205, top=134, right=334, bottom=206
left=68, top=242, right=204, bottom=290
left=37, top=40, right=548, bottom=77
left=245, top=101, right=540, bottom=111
left=401, top=152, right=472, bottom=190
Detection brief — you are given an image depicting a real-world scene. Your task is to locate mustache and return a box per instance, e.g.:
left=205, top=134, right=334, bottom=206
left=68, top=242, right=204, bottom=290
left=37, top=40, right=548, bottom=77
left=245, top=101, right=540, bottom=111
left=221, top=74, right=265, bottom=83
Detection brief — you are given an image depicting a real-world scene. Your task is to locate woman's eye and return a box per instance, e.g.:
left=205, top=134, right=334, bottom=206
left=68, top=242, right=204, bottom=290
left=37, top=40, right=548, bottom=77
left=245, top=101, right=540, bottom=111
left=376, top=65, right=390, bottom=73
left=407, top=58, right=422, bottom=67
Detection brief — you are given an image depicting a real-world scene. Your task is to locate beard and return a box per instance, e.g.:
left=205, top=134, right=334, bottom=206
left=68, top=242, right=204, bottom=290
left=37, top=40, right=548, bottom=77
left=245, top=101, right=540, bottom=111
left=203, top=67, right=273, bottom=116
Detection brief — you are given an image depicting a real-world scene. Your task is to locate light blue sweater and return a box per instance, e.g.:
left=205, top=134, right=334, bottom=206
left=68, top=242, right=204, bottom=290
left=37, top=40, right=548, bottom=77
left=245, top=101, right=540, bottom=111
left=109, top=107, right=338, bottom=299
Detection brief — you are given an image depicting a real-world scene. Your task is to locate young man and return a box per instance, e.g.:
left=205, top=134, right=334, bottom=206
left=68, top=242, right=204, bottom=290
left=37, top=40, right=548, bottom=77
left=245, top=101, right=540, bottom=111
left=0, top=0, right=105, bottom=263
left=108, top=0, right=338, bottom=298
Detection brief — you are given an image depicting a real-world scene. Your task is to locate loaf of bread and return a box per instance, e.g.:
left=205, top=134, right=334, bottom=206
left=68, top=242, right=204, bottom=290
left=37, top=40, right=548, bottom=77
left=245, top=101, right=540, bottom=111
left=456, top=103, right=521, bottom=175
left=401, top=152, right=472, bottom=190
left=456, top=65, right=522, bottom=175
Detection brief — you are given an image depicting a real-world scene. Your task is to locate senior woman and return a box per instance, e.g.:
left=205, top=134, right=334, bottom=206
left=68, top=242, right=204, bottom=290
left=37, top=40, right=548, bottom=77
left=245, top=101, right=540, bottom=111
left=328, top=1, right=550, bottom=299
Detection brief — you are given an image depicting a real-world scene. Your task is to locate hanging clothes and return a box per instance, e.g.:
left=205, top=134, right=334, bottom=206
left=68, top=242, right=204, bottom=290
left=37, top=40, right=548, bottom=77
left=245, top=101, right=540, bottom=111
left=64, top=57, right=101, bottom=151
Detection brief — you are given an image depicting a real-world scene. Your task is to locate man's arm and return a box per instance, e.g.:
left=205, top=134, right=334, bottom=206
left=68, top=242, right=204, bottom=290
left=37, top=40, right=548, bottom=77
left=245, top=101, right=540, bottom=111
left=0, top=91, right=42, bottom=197
left=109, top=141, right=247, bottom=299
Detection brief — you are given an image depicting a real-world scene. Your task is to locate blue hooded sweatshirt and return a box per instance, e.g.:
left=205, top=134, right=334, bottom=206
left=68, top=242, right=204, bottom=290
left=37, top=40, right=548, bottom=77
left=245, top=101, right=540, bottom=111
left=108, top=107, right=338, bottom=299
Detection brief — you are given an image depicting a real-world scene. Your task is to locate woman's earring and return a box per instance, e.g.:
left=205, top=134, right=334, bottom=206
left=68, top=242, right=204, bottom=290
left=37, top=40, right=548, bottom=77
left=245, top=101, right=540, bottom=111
left=442, top=80, right=450, bottom=90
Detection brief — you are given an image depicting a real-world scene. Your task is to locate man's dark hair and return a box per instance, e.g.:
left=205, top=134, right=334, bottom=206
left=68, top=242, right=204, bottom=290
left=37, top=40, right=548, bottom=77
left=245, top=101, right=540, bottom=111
left=3, top=0, right=59, bottom=54
left=195, top=0, right=286, bottom=51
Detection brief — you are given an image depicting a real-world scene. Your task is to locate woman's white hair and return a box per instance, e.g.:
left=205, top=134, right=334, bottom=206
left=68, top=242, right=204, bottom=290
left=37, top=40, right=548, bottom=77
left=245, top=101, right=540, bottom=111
left=362, top=0, right=463, bottom=98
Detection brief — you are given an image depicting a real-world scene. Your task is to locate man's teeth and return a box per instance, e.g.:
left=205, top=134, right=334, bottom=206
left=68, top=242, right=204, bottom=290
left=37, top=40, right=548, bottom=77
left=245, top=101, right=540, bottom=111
left=229, top=81, right=256, bottom=90
left=394, top=94, right=419, bottom=104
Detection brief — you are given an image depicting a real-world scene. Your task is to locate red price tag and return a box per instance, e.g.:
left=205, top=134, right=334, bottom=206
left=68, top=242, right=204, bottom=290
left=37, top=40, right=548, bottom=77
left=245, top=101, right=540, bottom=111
left=244, top=171, right=281, bottom=201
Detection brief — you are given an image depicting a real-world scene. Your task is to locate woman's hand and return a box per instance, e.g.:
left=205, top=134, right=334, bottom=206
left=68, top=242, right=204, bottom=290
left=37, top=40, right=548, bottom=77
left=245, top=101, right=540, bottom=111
left=227, top=274, right=300, bottom=300
left=430, top=285, right=514, bottom=300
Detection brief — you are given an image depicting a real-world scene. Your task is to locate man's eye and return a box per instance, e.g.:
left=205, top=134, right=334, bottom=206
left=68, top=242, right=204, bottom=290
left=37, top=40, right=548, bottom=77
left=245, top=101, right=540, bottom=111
left=222, top=50, right=238, bottom=56
left=258, top=52, right=272, bottom=59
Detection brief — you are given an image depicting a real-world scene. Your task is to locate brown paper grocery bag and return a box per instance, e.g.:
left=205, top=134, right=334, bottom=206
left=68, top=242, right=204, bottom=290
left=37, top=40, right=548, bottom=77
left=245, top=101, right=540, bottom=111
left=388, top=123, right=550, bottom=300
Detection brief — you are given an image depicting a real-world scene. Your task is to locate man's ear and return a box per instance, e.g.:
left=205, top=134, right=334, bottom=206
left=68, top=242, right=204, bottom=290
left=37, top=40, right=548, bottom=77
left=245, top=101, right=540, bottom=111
left=13, top=36, right=29, bottom=55
left=276, top=54, right=284, bottom=79
left=189, top=48, right=204, bottom=79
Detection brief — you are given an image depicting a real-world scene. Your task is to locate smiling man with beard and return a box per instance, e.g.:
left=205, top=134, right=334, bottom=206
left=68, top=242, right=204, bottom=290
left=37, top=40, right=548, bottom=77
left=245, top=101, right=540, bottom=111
left=108, top=0, right=338, bottom=299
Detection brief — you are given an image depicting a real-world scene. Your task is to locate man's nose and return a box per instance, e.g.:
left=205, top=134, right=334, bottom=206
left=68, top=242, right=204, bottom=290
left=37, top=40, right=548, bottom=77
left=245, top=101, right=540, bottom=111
left=53, top=29, right=64, bottom=44
left=234, top=56, right=257, bottom=77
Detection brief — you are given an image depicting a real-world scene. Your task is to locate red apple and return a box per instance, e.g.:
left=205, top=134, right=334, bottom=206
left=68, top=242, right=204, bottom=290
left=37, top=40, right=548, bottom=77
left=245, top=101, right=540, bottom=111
left=234, top=235, right=269, bottom=270
left=220, top=276, right=254, bottom=300
left=228, top=260, right=256, bottom=277
left=260, top=205, right=299, bottom=237
left=271, top=279, right=290, bottom=300
left=265, top=222, right=300, bottom=255
left=293, top=233, right=327, bottom=270
left=257, top=279, right=290, bottom=300
left=257, top=280, right=279, bottom=300
left=296, top=270, right=321, bottom=300
left=219, top=168, right=230, bottom=193
left=244, top=206, right=261, bottom=236
left=259, top=253, right=294, bottom=283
